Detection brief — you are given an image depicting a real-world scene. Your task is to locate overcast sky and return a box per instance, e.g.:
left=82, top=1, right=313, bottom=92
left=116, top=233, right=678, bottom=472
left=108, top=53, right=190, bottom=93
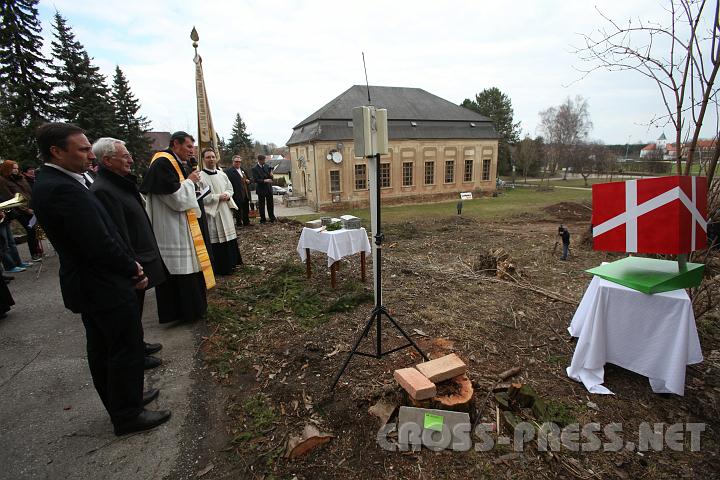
left=36, top=0, right=716, bottom=147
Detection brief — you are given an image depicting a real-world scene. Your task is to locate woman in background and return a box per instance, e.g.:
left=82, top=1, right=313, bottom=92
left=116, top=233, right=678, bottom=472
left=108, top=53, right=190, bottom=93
left=0, top=160, right=42, bottom=261
left=199, top=149, right=242, bottom=275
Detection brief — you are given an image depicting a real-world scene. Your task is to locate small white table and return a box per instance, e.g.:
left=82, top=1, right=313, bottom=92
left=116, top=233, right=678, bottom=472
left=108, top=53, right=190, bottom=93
left=567, top=276, right=703, bottom=396
left=297, top=227, right=371, bottom=288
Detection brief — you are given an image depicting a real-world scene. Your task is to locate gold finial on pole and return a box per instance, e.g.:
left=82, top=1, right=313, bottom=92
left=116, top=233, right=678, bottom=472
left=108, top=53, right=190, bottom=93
left=190, top=26, right=199, bottom=54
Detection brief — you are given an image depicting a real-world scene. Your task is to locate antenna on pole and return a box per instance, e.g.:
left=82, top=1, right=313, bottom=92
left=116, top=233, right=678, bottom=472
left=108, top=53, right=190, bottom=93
left=331, top=62, right=428, bottom=390
left=362, top=52, right=371, bottom=104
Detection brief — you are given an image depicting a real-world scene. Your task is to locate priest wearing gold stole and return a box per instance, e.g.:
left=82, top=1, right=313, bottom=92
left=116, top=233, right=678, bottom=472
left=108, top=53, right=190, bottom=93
left=139, top=131, right=211, bottom=323
left=199, top=148, right=242, bottom=274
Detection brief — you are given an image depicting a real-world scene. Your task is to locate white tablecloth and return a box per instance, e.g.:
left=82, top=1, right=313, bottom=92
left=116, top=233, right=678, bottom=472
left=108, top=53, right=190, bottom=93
left=297, top=227, right=371, bottom=267
left=567, top=276, right=703, bottom=396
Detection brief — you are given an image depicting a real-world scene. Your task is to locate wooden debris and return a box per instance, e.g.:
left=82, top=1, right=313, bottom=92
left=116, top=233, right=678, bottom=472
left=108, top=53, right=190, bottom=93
left=285, top=424, right=333, bottom=459
left=368, top=398, right=396, bottom=426
left=497, top=366, right=522, bottom=381
left=507, top=383, right=537, bottom=408
left=196, top=463, right=214, bottom=478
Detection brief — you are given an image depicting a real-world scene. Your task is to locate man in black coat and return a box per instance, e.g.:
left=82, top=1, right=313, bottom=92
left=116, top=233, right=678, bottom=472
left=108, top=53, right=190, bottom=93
left=32, top=122, right=171, bottom=436
left=90, top=137, right=166, bottom=369
left=224, top=154, right=251, bottom=227
left=251, top=154, right=276, bottom=223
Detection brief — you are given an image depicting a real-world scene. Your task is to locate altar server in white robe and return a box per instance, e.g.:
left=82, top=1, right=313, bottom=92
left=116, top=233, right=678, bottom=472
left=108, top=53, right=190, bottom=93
left=199, top=148, right=242, bottom=275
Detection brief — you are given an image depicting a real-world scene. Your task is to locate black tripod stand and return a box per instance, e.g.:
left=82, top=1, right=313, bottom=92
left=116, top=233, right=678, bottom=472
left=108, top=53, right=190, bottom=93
left=331, top=153, right=428, bottom=389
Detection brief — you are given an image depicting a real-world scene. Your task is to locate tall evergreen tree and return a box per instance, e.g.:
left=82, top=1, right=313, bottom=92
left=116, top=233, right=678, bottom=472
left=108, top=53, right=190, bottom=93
left=217, top=136, right=233, bottom=164
left=0, top=0, right=52, bottom=165
left=462, top=87, right=521, bottom=176
left=111, top=65, right=151, bottom=171
left=227, top=113, right=253, bottom=154
left=49, top=11, right=116, bottom=141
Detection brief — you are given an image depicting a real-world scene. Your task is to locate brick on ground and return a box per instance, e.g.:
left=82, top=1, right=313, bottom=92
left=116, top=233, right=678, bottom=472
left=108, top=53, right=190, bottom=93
left=415, top=353, right=467, bottom=383
left=394, top=367, right=437, bottom=400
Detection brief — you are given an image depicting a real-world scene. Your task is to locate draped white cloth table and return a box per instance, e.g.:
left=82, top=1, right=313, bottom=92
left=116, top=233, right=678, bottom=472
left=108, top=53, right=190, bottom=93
left=297, top=227, right=371, bottom=288
left=566, top=276, right=703, bottom=395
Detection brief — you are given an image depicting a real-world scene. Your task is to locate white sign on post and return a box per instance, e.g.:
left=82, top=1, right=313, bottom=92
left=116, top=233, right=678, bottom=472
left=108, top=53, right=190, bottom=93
left=460, top=192, right=473, bottom=200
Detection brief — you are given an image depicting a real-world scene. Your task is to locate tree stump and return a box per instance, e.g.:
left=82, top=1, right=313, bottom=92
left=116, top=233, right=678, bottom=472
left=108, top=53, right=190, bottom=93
left=408, top=373, right=474, bottom=412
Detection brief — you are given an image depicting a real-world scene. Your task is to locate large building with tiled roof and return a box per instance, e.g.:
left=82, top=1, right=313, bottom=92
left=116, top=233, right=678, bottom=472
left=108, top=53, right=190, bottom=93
left=286, top=85, right=500, bottom=210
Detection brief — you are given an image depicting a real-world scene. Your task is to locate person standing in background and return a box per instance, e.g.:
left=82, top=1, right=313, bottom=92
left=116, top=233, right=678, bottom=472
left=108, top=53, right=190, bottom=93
left=224, top=155, right=251, bottom=227
left=0, top=160, right=42, bottom=261
left=251, top=154, right=276, bottom=224
left=199, top=149, right=242, bottom=274
left=558, top=225, right=571, bottom=260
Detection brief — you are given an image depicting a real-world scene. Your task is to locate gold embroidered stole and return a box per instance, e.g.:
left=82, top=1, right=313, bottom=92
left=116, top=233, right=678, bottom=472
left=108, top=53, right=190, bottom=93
left=150, top=152, right=215, bottom=289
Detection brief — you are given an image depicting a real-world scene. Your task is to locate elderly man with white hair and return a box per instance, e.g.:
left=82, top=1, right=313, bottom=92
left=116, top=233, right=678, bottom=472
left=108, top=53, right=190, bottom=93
left=90, top=137, right=167, bottom=371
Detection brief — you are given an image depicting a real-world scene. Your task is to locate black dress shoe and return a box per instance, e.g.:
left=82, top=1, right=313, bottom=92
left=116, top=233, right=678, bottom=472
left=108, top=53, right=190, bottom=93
left=142, top=388, right=159, bottom=405
left=113, top=409, right=171, bottom=436
left=144, top=355, right=162, bottom=370
left=144, top=342, right=163, bottom=355
left=3, top=275, right=13, bottom=283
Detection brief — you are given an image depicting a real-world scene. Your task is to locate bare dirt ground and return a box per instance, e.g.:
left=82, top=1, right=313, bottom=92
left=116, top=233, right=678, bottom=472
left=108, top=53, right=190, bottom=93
left=191, top=204, right=720, bottom=480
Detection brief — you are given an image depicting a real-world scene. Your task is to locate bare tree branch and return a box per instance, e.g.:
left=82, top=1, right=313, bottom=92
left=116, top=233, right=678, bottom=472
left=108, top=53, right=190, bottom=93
left=574, top=0, right=719, bottom=178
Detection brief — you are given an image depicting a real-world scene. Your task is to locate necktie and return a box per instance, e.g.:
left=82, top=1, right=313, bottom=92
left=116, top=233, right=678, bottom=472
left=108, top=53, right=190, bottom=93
left=84, top=175, right=92, bottom=188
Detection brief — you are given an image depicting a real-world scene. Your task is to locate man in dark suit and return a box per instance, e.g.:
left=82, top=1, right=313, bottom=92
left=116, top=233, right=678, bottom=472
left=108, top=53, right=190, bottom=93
left=251, top=154, right=276, bottom=223
left=32, top=122, right=171, bottom=436
left=90, top=137, right=166, bottom=369
left=224, top=154, right=251, bottom=227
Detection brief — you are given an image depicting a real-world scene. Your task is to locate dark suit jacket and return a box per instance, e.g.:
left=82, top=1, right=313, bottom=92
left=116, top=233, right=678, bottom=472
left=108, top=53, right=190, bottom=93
left=251, top=163, right=273, bottom=195
left=31, top=165, right=138, bottom=314
left=224, top=167, right=251, bottom=203
left=91, top=167, right=167, bottom=289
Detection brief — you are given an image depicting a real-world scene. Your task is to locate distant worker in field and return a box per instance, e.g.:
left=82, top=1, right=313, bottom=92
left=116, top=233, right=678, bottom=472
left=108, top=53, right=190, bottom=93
left=457, top=200, right=463, bottom=215
left=558, top=225, right=571, bottom=260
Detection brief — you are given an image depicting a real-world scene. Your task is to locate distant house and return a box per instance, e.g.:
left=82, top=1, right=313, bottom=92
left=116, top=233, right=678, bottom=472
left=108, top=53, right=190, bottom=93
left=640, top=133, right=667, bottom=159
left=639, top=143, right=658, bottom=158
left=146, top=131, right=171, bottom=153
left=267, top=158, right=292, bottom=186
left=286, top=85, right=500, bottom=210
left=664, top=138, right=717, bottom=162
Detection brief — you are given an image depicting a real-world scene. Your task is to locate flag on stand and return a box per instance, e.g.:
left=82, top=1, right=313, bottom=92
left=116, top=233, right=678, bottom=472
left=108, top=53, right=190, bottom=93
left=192, top=27, right=219, bottom=168
left=592, top=176, right=707, bottom=254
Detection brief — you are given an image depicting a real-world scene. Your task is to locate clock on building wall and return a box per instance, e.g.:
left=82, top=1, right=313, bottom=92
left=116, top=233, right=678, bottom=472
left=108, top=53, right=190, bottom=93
left=326, top=149, right=343, bottom=164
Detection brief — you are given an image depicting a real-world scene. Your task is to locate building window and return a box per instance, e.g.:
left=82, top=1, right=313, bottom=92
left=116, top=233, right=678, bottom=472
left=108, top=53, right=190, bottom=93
left=445, top=160, right=455, bottom=183
left=402, top=162, right=413, bottom=186
left=482, top=158, right=491, bottom=181
left=354, top=164, right=367, bottom=190
left=464, top=159, right=473, bottom=182
left=330, top=170, right=341, bottom=192
left=424, top=161, right=434, bottom=185
left=380, top=163, right=391, bottom=188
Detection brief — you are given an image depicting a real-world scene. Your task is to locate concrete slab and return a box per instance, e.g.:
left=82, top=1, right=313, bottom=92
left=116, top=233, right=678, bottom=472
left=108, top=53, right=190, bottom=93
left=397, top=406, right=471, bottom=451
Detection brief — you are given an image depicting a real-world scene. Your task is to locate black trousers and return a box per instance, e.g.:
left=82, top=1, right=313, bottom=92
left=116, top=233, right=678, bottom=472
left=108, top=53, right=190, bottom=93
left=257, top=191, right=275, bottom=222
left=234, top=199, right=250, bottom=226
left=81, top=300, right=144, bottom=424
left=16, top=213, right=40, bottom=257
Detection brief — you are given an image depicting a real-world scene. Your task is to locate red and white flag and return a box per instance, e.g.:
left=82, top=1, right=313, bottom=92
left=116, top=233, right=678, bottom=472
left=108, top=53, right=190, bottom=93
left=592, top=176, right=707, bottom=254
